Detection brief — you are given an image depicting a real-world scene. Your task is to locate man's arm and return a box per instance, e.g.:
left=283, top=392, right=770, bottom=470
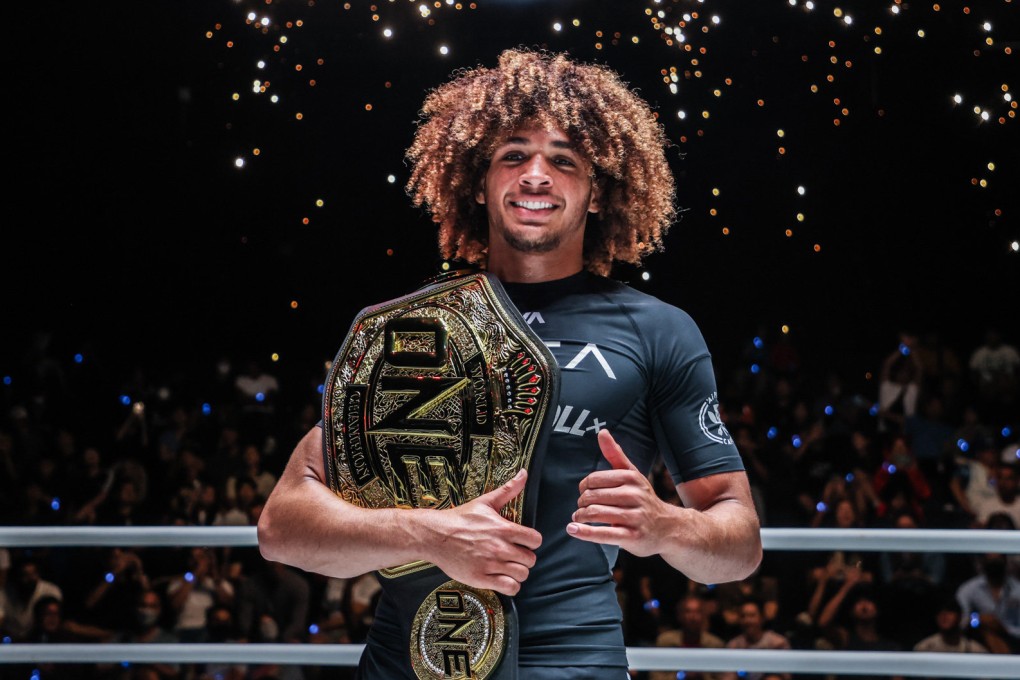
left=258, top=427, right=542, bottom=596
left=568, top=430, right=761, bottom=584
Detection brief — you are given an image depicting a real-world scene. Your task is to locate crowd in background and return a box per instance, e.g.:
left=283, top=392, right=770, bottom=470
left=1, top=327, right=1017, bottom=680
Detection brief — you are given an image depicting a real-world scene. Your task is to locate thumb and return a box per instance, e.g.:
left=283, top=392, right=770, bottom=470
left=479, top=469, right=528, bottom=509
left=598, top=429, right=638, bottom=471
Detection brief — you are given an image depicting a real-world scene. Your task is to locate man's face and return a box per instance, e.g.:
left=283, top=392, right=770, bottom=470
left=936, top=608, right=960, bottom=632
left=852, top=597, right=877, bottom=623
left=680, top=598, right=704, bottom=634
left=739, top=603, right=762, bottom=634
left=477, top=124, right=600, bottom=259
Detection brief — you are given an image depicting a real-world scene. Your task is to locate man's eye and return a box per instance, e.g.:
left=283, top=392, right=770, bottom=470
left=554, top=157, right=576, bottom=166
left=502, top=152, right=525, bottom=161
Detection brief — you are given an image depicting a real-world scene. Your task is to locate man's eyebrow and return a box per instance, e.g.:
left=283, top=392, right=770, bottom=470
left=503, top=137, right=577, bottom=151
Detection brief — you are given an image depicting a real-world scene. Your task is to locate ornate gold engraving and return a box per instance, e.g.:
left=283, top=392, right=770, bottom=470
left=322, top=273, right=555, bottom=677
left=409, top=581, right=505, bottom=680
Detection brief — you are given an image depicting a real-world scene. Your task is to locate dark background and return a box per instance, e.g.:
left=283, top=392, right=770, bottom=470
left=5, top=0, right=1018, bottom=420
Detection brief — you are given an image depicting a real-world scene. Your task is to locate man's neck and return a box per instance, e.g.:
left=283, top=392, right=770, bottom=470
left=486, top=237, right=584, bottom=283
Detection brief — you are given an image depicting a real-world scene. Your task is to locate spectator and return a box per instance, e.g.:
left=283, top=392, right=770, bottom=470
left=723, top=599, right=791, bottom=680
left=950, top=445, right=1001, bottom=524
left=955, top=553, right=1020, bottom=653
left=82, top=548, right=151, bottom=632
left=651, top=594, right=725, bottom=680
left=974, top=462, right=1020, bottom=528
left=166, top=548, right=234, bottom=642
left=878, top=334, right=923, bottom=433
left=122, top=589, right=180, bottom=680
left=2, top=558, right=63, bottom=639
left=913, top=599, right=987, bottom=653
left=226, top=444, right=276, bottom=502
left=873, top=436, right=931, bottom=522
left=968, top=330, right=1020, bottom=417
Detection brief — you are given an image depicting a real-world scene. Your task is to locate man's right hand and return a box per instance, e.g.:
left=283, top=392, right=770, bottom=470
left=421, top=469, right=542, bottom=597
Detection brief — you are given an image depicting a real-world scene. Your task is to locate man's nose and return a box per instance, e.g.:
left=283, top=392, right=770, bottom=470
left=519, top=156, right=552, bottom=188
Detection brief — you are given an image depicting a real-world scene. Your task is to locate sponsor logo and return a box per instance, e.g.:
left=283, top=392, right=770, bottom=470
left=699, top=392, right=733, bottom=445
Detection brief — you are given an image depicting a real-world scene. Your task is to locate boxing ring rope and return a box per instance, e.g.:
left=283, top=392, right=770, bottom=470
left=2, top=526, right=1018, bottom=676
left=1, top=645, right=1016, bottom=677
left=0, top=526, right=1017, bottom=552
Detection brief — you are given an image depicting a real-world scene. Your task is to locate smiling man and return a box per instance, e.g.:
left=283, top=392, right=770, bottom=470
left=259, top=49, right=761, bottom=679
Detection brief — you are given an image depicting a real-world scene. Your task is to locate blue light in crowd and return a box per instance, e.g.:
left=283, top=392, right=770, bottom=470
left=750, top=363, right=760, bottom=374
left=970, top=612, right=980, bottom=628
left=824, top=405, right=834, bottom=416
left=898, top=343, right=910, bottom=356
left=120, top=395, right=131, bottom=406
left=1002, top=426, right=1012, bottom=438
left=869, top=404, right=879, bottom=416
left=121, top=662, right=131, bottom=669
left=309, top=624, right=320, bottom=634
left=2, top=636, right=11, bottom=644
left=767, top=427, right=778, bottom=440
left=957, top=439, right=970, bottom=452
left=50, top=498, right=61, bottom=511
left=202, top=403, right=212, bottom=416
left=845, top=473, right=855, bottom=483
left=317, top=384, right=325, bottom=394
left=105, top=572, right=115, bottom=584
left=74, top=353, right=84, bottom=364
left=2, top=376, right=10, bottom=386
left=888, top=464, right=897, bottom=474
left=643, top=599, right=660, bottom=611
left=737, top=671, right=748, bottom=679
left=706, top=583, right=717, bottom=590
left=677, top=672, right=687, bottom=680
left=753, top=336, right=764, bottom=349
left=184, top=572, right=195, bottom=583
left=30, top=670, right=40, bottom=680
left=816, top=502, right=827, bottom=512
left=792, top=435, right=802, bottom=448
left=256, top=392, right=266, bottom=402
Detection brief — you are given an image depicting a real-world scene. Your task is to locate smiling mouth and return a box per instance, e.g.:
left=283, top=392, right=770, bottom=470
left=510, top=200, right=556, bottom=211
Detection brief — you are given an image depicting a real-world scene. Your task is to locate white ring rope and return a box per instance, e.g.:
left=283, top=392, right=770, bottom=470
left=0, top=527, right=1018, bottom=553
left=0, top=645, right=1016, bottom=677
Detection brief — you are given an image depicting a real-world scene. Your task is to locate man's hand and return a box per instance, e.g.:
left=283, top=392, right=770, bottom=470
left=424, top=469, right=542, bottom=597
left=567, top=430, right=673, bottom=557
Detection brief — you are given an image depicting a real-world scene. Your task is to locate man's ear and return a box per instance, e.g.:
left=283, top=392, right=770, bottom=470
left=588, top=177, right=603, bottom=214
left=475, top=177, right=486, bottom=205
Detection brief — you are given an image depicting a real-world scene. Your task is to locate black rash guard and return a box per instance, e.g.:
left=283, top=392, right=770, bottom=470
left=317, top=270, right=744, bottom=675
left=501, top=270, right=744, bottom=669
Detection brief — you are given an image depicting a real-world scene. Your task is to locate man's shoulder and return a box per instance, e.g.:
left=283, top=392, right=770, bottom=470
left=591, top=276, right=707, bottom=346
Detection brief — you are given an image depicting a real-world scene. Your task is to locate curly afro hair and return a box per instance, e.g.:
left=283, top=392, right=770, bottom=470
left=405, top=48, right=676, bottom=276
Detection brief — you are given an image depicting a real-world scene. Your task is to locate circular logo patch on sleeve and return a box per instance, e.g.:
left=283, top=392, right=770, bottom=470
left=698, top=392, right=733, bottom=445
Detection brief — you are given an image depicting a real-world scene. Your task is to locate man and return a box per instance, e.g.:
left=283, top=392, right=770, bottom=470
left=974, top=462, right=1020, bottom=528
left=913, top=599, right=987, bottom=654
left=956, top=553, right=1020, bottom=653
left=651, top=594, right=725, bottom=680
left=259, top=49, right=761, bottom=678
left=723, top=600, right=791, bottom=680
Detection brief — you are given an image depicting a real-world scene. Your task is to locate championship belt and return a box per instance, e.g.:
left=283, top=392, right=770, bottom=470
left=321, top=271, right=559, bottom=679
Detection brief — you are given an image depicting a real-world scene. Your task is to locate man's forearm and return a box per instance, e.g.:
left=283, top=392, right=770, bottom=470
left=657, top=498, right=761, bottom=584
left=258, top=475, right=433, bottom=577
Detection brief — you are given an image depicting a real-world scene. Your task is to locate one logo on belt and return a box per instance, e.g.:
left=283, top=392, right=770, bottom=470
left=410, top=581, right=504, bottom=679
left=699, top=392, right=733, bottom=445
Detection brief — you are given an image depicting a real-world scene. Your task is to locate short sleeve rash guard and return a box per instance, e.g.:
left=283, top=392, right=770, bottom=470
left=318, top=270, right=744, bottom=670
left=500, top=270, right=743, bottom=667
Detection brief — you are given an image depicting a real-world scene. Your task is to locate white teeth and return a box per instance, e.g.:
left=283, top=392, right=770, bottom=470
left=513, top=201, right=554, bottom=210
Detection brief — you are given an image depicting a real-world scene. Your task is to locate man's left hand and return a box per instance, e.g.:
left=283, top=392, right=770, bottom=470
left=567, top=429, right=674, bottom=557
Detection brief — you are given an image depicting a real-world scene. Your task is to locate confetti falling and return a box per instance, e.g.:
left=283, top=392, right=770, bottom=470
left=7, top=0, right=1016, bottom=389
